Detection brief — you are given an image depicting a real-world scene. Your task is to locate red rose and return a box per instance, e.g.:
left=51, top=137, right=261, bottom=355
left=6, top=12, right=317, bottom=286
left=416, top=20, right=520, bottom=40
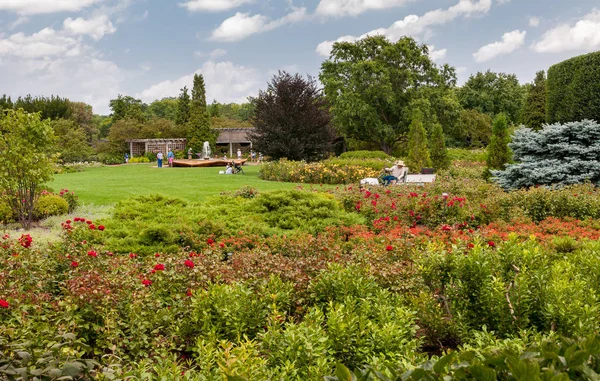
left=386, top=245, right=393, bottom=251
left=66, top=219, right=72, bottom=224
left=87, top=250, right=97, bottom=257
left=184, top=260, right=195, bottom=269
left=441, top=225, right=452, bottom=231
left=142, top=279, right=152, bottom=287
left=98, top=225, right=105, bottom=231
left=155, top=253, right=161, bottom=257
left=0, top=299, right=8, bottom=308
left=186, top=290, right=193, bottom=297
left=219, top=243, right=225, bottom=248
left=154, top=264, right=165, bottom=271
left=488, top=241, right=496, bottom=248
left=467, top=243, right=475, bottom=249
left=129, top=253, right=137, bottom=258
left=89, top=224, right=96, bottom=230
left=71, top=261, right=79, bottom=268
left=86, top=220, right=92, bottom=225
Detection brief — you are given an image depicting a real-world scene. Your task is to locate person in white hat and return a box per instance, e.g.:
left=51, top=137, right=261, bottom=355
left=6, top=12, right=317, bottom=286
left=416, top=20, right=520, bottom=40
left=382, top=160, right=408, bottom=185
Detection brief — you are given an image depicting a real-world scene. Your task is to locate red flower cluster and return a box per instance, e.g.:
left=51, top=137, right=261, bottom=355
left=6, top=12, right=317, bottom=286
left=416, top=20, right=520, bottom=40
left=0, top=299, right=8, bottom=308
left=71, top=261, right=79, bottom=268
left=386, top=245, right=394, bottom=251
left=142, top=279, right=152, bottom=287
left=18, top=234, right=32, bottom=248
left=184, top=260, right=195, bottom=269
left=154, top=264, right=165, bottom=271
left=98, top=225, right=105, bottom=231
left=87, top=250, right=97, bottom=257
left=207, top=238, right=214, bottom=245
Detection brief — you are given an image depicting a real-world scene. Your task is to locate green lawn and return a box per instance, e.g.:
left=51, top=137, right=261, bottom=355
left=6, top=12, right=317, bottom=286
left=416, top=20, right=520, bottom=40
left=50, top=164, right=301, bottom=205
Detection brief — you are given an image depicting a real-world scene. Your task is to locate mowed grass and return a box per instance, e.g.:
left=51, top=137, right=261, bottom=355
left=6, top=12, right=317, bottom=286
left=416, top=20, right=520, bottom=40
left=50, top=164, right=302, bottom=205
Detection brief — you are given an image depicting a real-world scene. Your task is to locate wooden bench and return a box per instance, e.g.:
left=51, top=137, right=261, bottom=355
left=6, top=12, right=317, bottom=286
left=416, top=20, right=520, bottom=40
left=404, top=174, right=436, bottom=184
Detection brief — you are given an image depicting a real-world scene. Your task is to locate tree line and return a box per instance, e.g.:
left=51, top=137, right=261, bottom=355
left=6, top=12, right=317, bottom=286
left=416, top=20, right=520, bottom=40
left=1, top=36, right=596, bottom=165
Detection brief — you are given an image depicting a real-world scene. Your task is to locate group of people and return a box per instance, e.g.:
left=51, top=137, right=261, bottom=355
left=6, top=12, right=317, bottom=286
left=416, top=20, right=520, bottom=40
left=156, top=150, right=175, bottom=168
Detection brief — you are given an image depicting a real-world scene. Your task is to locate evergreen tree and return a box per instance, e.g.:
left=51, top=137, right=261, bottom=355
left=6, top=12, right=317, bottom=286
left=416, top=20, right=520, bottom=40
left=485, top=113, right=511, bottom=178
left=521, top=71, right=547, bottom=130
left=493, top=120, right=600, bottom=189
left=175, top=86, right=191, bottom=126
left=209, top=99, right=221, bottom=118
left=187, top=74, right=215, bottom=151
left=406, top=110, right=431, bottom=173
left=429, top=122, right=450, bottom=171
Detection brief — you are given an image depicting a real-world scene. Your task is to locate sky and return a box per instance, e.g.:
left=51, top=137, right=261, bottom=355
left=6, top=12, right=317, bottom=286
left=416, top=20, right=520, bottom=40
left=0, top=0, right=599, bottom=115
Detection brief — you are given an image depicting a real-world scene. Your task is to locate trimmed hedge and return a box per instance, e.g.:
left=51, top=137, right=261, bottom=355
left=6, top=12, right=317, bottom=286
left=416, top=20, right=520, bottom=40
left=547, top=51, right=600, bottom=123
left=338, top=150, right=391, bottom=160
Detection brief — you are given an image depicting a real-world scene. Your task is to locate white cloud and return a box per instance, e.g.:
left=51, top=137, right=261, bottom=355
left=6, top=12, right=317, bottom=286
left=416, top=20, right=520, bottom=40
left=532, top=9, right=600, bottom=53
left=180, top=0, right=253, bottom=12
left=0, top=28, right=80, bottom=59
left=210, top=7, right=307, bottom=42
left=473, top=29, right=526, bottom=62
left=0, top=0, right=105, bottom=15
left=63, top=14, right=117, bottom=41
left=209, top=48, right=227, bottom=58
left=496, top=0, right=510, bottom=4
left=138, top=60, right=263, bottom=104
left=529, top=16, right=540, bottom=27
left=9, top=16, right=29, bottom=30
left=316, top=0, right=492, bottom=56
left=428, top=45, right=447, bottom=61
left=316, top=0, right=410, bottom=17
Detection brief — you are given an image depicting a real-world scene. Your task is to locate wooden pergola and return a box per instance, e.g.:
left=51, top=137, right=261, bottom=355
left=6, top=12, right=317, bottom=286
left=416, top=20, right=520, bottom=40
left=127, top=139, right=187, bottom=157
left=215, top=128, right=255, bottom=156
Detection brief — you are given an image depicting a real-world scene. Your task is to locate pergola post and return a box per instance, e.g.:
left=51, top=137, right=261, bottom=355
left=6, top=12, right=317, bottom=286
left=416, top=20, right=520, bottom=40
left=129, top=141, right=133, bottom=158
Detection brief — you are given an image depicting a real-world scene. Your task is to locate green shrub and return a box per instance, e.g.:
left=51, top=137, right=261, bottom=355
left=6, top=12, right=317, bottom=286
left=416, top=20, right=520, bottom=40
left=129, top=156, right=150, bottom=163
left=97, top=152, right=123, bottom=165
left=260, top=307, right=333, bottom=379
left=234, top=185, right=259, bottom=199
left=59, top=189, right=78, bottom=213
left=339, top=150, right=391, bottom=160
left=0, top=198, right=14, bottom=224
left=34, top=194, right=69, bottom=219
left=547, top=51, right=600, bottom=124
left=260, top=159, right=380, bottom=184
left=326, top=157, right=393, bottom=171
left=447, top=148, right=486, bottom=163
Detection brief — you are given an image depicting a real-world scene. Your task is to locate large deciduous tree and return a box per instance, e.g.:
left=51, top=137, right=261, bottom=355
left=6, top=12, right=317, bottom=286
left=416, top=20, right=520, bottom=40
left=521, top=71, right=547, bottom=130
left=0, top=109, right=55, bottom=229
left=458, top=70, right=525, bottom=125
left=320, top=35, right=456, bottom=154
left=109, top=95, right=147, bottom=123
left=187, top=74, right=215, bottom=152
left=248, top=71, right=334, bottom=161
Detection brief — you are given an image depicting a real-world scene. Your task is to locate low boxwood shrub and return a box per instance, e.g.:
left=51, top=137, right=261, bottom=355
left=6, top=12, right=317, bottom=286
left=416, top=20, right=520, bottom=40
left=34, top=194, right=69, bottom=219
left=260, top=159, right=380, bottom=184
left=339, top=150, right=391, bottom=160
left=129, top=156, right=150, bottom=163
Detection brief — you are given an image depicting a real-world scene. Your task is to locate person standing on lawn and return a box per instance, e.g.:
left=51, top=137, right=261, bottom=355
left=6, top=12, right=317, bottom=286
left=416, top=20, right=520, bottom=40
left=167, top=149, right=174, bottom=167
left=157, top=151, right=164, bottom=168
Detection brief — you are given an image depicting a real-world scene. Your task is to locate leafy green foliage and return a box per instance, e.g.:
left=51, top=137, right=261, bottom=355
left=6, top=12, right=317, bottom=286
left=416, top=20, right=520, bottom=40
left=260, top=159, right=381, bottom=184
left=320, top=35, right=455, bottom=154
left=493, top=120, right=600, bottom=189
left=0, top=109, right=55, bottom=229
left=176, top=86, right=191, bottom=126
left=249, top=71, right=334, bottom=161
left=547, top=51, right=600, bottom=124
left=339, top=151, right=391, bottom=160
left=458, top=70, right=525, bottom=125
left=52, top=119, right=94, bottom=163
left=522, top=71, right=547, bottom=130
left=450, top=109, right=493, bottom=148
left=109, top=95, right=146, bottom=123
left=34, top=194, right=69, bottom=219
